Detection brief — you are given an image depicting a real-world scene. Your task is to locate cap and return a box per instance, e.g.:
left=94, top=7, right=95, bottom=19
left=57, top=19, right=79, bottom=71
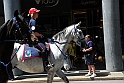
left=29, top=8, right=40, bottom=15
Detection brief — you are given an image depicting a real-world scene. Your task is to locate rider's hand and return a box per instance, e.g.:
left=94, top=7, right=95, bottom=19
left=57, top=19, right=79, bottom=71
left=82, top=49, right=86, bottom=52
left=40, top=34, right=44, bottom=39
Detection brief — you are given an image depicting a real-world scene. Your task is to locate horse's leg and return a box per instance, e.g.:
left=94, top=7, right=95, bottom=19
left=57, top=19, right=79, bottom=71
left=56, top=69, right=69, bottom=83
left=47, top=70, right=56, bottom=83
left=0, top=65, right=8, bottom=83
left=8, top=63, right=14, bottom=80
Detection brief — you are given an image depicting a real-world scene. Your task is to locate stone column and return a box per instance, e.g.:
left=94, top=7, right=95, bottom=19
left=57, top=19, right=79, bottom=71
left=3, top=0, right=21, bottom=22
left=102, top=0, right=123, bottom=71
left=3, top=0, right=24, bottom=76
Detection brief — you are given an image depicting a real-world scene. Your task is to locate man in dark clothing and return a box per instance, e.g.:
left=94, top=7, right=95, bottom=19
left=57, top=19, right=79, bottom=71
left=82, top=35, right=97, bottom=77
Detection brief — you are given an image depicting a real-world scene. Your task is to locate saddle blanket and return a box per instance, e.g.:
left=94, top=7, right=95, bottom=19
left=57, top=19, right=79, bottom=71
left=16, top=43, right=45, bottom=61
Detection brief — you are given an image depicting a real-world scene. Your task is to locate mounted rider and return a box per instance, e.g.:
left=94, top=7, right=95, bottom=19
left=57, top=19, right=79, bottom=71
left=28, top=8, right=54, bottom=71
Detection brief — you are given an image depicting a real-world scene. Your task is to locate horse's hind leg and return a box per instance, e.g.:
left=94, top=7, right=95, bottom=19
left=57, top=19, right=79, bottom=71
left=56, top=69, right=69, bottom=83
left=47, top=70, right=56, bottom=83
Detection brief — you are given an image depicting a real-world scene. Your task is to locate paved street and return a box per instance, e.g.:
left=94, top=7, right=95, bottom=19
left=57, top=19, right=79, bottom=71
left=34, top=80, right=124, bottom=83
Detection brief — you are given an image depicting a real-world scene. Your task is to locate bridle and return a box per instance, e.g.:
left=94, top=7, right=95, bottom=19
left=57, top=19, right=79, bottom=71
left=52, top=25, right=85, bottom=59
left=13, top=17, right=33, bottom=43
left=51, top=25, right=85, bottom=44
left=73, top=25, right=85, bottom=44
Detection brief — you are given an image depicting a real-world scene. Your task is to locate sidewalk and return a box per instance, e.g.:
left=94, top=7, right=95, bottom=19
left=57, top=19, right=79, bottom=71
left=8, top=70, right=124, bottom=83
left=8, top=58, right=124, bottom=83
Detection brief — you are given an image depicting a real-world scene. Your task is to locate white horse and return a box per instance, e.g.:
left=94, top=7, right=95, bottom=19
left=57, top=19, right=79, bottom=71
left=11, top=22, right=85, bottom=83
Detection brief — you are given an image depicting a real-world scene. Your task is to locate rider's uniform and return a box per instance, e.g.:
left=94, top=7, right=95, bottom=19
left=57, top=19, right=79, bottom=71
left=29, top=18, right=39, bottom=33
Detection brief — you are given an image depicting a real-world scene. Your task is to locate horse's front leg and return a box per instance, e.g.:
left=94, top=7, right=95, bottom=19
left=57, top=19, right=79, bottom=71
left=56, top=69, right=69, bottom=83
left=0, top=64, right=8, bottom=83
left=47, top=70, right=56, bottom=83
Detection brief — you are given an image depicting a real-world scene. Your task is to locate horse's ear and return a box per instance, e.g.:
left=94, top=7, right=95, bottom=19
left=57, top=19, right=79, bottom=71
left=77, top=21, right=81, bottom=26
left=21, top=10, right=28, bottom=17
left=21, top=12, right=25, bottom=17
left=14, top=10, right=19, bottom=17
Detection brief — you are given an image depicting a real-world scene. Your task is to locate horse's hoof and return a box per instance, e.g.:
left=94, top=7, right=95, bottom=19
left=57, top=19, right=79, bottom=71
left=51, top=64, right=55, bottom=67
left=46, top=64, right=55, bottom=70
left=9, top=78, right=14, bottom=81
left=11, top=79, right=14, bottom=81
left=46, top=66, right=51, bottom=70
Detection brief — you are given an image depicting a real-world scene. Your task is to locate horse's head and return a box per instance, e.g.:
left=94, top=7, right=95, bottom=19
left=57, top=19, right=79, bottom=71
left=11, top=10, right=38, bottom=43
left=52, top=21, right=86, bottom=48
left=71, top=21, right=85, bottom=47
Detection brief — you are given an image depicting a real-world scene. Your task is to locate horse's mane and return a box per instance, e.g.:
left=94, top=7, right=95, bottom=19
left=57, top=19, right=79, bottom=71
left=52, top=24, right=74, bottom=41
left=0, top=19, right=13, bottom=40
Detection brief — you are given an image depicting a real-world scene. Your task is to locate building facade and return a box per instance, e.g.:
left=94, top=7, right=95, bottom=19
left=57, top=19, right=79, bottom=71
left=0, top=0, right=124, bottom=71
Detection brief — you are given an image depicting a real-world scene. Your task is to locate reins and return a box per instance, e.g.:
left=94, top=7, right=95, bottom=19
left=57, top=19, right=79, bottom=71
left=48, top=38, right=69, bottom=44
left=48, top=38, right=68, bottom=59
left=0, top=40, right=26, bottom=43
left=54, top=42, right=68, bottom=59
left=49, top=25, right=84, bottom=59
left=0, top=44, right=21, bottom=80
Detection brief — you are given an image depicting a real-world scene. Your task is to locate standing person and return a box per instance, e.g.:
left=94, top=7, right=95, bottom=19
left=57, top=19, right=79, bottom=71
left=66, top=41, right=76, bottom=69
left=28, top=8, right=54, bottom=71
left=82, top=35, right=97, bottom=77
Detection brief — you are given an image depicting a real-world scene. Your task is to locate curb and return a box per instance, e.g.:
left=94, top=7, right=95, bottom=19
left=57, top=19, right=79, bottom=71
left=8, top=70, right=124, bottom=83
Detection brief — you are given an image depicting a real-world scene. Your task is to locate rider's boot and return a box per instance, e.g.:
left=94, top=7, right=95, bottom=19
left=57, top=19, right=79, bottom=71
left=41, top=52, right=55, bottom=71
left=35, top=43, right=54, bottom=71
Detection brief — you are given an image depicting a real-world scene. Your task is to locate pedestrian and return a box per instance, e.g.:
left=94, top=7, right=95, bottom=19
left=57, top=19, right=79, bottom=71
left=82, top=34, right=97, bottom=77
left=66, top=41, right=76, bottom=69
left=28, top=8, right=54, bottom=70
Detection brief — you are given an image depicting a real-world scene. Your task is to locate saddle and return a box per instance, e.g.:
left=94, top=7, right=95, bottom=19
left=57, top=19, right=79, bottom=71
left=20, top=43, right=50, bottom=61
